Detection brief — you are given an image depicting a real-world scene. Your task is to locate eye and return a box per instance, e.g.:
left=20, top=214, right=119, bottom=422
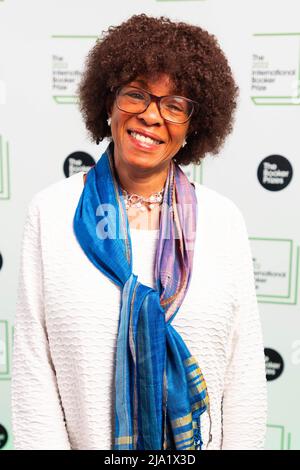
left=164, top=101, right=185, bottom=113
left=125, top=91, right=145, bottom=100
left=167, top=103, right=183, bottom=112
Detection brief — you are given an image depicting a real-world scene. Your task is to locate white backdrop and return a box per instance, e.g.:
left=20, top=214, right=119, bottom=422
left=0, top=0, right=299, bottom=450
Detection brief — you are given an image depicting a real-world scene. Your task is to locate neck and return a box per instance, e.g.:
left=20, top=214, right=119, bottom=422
left=112, top=152, right=170, bottom=198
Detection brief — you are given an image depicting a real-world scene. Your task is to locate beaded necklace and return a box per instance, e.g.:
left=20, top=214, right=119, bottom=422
left=121, top=186, right=164, bottom=212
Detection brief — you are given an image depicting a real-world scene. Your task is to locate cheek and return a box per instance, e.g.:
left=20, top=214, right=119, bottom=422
left=111, top=112, right=127, bottom=141
left=169, top=126, right=188, bottom=146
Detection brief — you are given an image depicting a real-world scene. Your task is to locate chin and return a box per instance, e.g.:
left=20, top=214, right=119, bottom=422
left=125, top=148, right=164, bottom=169
left=128, top=156, right=161, bottom=171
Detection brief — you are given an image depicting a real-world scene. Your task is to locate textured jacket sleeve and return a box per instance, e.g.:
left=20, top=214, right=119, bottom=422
left=11, top=197, right=71, bottom=450
left=221, top=205, right=268, bottom=450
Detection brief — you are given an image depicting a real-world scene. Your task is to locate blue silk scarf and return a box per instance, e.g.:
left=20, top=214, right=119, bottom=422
left=73, top=145, right=211, bottom=450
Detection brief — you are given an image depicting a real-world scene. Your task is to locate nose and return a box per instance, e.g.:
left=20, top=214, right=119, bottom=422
left=137, top=100, right=164, bottom=126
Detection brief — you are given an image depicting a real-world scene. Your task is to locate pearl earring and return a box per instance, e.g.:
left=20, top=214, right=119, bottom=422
left=107, top=117, right=111, bottom=126
left=182, top=139, right=187, bottom=148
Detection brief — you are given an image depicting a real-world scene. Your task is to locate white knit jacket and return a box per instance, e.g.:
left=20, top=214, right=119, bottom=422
left=11, top=172, right=267, bottom=450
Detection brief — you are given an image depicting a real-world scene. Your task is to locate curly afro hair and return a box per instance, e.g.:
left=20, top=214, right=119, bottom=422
left=79, top=14, right=239, bottom=166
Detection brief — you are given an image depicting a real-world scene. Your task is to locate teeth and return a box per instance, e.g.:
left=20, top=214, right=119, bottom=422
left=130, top=131, right=161, bottom=145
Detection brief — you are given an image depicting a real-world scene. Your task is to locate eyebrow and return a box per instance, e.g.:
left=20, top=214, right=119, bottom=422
left=131, top=79, right=149, bottom=88
left=130, top=79, right=177, bottom=96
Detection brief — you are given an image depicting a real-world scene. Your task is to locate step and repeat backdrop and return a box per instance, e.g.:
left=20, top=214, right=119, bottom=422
left=0, top=0, right=299, bottom=450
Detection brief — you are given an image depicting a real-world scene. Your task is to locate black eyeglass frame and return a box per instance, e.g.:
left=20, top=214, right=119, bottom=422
left=114, top=85, right=199, bottom=124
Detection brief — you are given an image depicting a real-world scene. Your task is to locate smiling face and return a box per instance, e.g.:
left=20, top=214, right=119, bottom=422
left=109, top=74, right=189, bottom=176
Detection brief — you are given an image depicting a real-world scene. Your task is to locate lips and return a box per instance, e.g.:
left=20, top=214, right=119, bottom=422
left=127, top=129, right=164, bottom=145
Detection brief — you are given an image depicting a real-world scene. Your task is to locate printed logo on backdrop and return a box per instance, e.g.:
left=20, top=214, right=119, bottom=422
left=0, top=424, right=8, bottom=450
left=251, top=240, right=299, bottom=305
left=266, top=424, right=292, bottom=450
left=52, top=35, right=97, bottom=104
left=63, top=151, right=96, bottom=178
left=0, top=136, right=10, bottom=200
left=265, top=348, right=284, bottom=381
left=251, top=33, right=300, bottom=105
left=257, top=155, right=293, bottom=191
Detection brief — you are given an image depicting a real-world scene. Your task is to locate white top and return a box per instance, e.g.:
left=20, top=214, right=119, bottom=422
left=11, top=172, right=267, bottom=450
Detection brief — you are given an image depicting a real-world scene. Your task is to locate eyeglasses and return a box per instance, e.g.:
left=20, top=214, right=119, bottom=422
left=115, top=85, right=199, bottom=124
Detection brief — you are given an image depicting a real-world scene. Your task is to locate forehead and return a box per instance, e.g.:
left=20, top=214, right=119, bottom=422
left=129, top=74, right=176, bottom=96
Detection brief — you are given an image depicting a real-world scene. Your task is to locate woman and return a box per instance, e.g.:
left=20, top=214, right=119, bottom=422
left=12, top=14, right=267, bottom=450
